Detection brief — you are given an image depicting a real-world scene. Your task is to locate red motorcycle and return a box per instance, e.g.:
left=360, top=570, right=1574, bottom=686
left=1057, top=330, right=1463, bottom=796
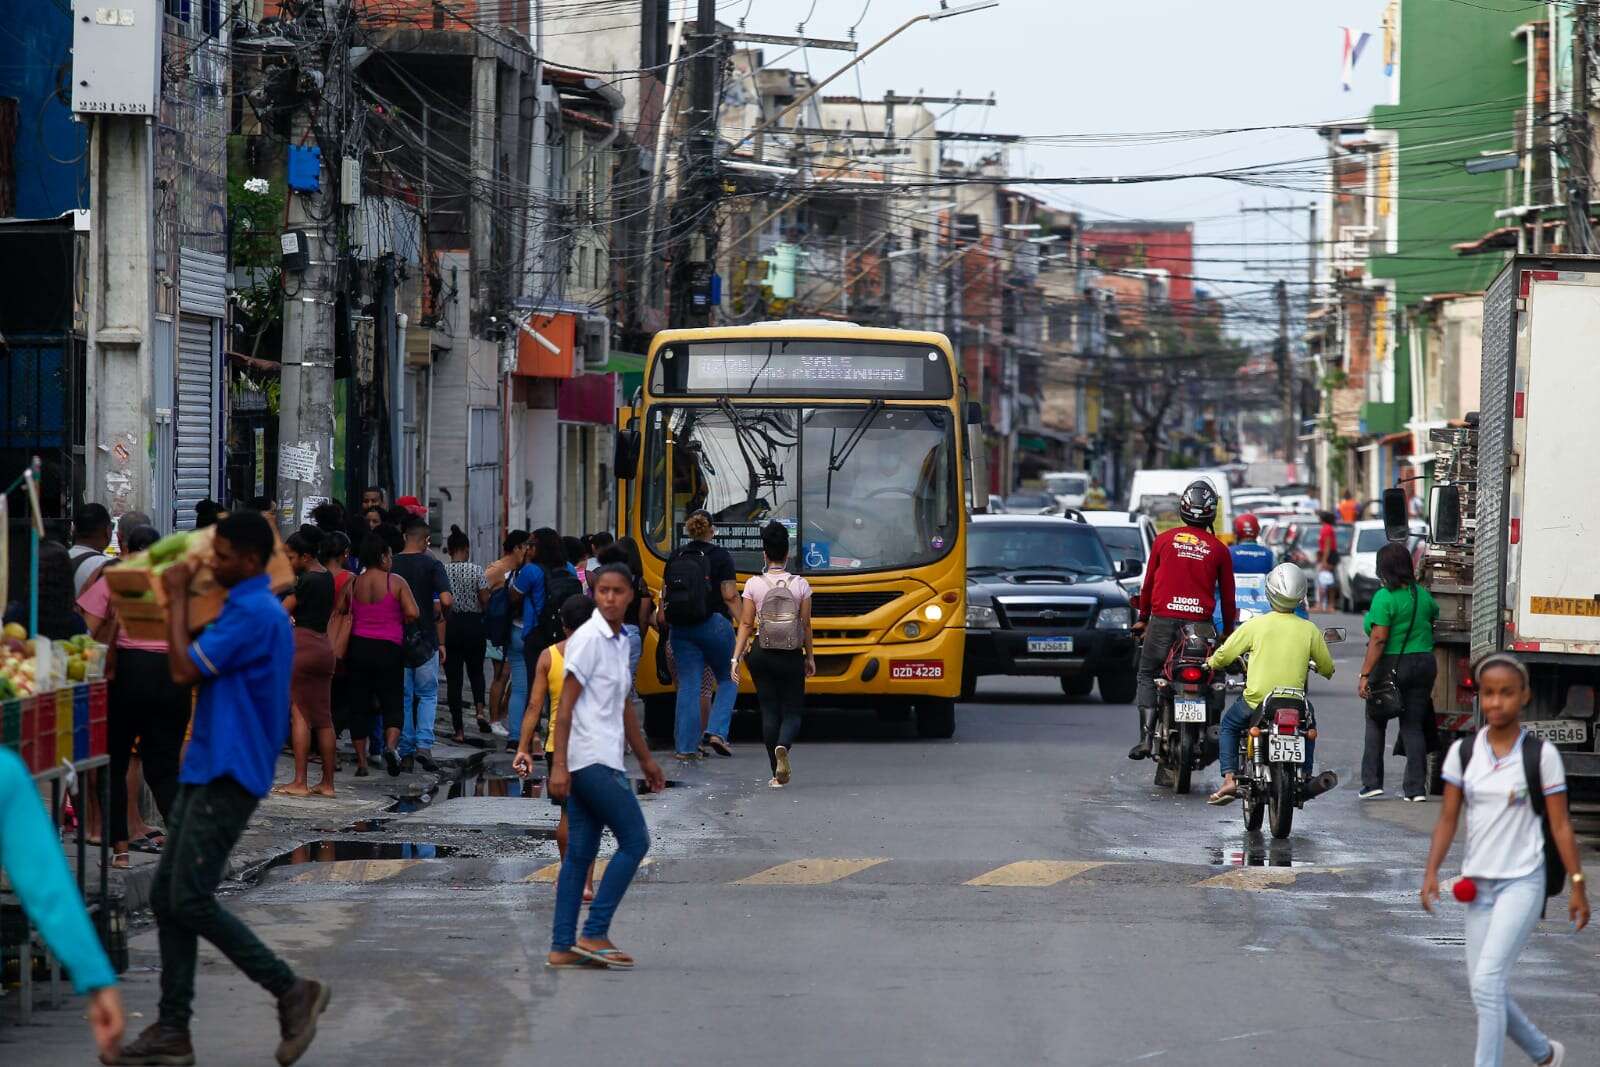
left=1151, top=622, right=1226, bottom=794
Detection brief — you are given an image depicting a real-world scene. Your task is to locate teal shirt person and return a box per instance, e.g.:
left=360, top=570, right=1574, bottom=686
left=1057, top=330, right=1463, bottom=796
left=0, top=747, right=117, bottom=992
left=1363, top=583, right=1438, bottom=654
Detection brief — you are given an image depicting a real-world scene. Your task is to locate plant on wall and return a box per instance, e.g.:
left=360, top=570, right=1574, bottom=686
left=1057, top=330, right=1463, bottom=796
left=228, top=174, right=286, bottom=360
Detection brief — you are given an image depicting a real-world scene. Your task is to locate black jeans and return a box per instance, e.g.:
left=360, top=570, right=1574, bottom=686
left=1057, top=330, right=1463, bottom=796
left=1361, top=651, right=1436, bottom=796
left=153, top=778, right=296, bottom=1029
left=108, top=649, right=192, bottom=843
left=747, top=646, right=806, bottom=774
left=346, top=635, right=404, bottom=735
left=444, top=611, right=487, bottom=732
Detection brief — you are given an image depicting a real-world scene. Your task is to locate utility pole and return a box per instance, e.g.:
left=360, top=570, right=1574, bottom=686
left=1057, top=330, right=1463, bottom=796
left=1276, top=279, right=1295, bottom=464
left=1572, top=1, right=1595, bottom=252
left=669, top=0, right=720, bottom=328
left=277, top=4, right=347, bottom=529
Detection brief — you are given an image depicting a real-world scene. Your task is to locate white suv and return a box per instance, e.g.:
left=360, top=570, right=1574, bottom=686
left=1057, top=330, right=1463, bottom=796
left=1337, top=519, right=1427, bottom=612
left=1082, top=510, right=1156, bottom=601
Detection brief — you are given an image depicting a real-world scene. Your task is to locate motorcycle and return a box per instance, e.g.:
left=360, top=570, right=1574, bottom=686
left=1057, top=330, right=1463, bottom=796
left=1235, top=627, right=1345, bottom=838
left=1151, top=622, right=1225, bottom=794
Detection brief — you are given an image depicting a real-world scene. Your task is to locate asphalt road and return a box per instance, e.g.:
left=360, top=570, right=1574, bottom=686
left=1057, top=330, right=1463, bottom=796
left=11, top=613, right=1600, bottom=1065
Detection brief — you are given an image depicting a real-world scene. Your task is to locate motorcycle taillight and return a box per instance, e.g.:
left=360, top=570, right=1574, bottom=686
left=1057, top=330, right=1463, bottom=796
left=1178, top=665, right=1204, bottom=683
left=1273, top=708, right=1300, bottom=734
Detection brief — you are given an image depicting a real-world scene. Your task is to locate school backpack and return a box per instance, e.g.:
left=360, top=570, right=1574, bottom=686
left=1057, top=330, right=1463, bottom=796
left=484, top=581, right=513, bottom=648
left=755, top=573, right=803, bottom=651
left=1456, top=732, right=1567, bottom=902
left=662, top=542, right=714, bottom=626
left=536, top=565, right=585, bottom=650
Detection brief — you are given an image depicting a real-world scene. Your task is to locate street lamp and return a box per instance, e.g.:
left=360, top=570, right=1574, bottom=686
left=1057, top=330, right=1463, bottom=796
left=728, top=2, right=1001, bottom=155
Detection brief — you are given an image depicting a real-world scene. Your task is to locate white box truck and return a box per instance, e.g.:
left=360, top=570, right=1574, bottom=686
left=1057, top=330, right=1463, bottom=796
left=1407, top=255, right=1600, bottom=788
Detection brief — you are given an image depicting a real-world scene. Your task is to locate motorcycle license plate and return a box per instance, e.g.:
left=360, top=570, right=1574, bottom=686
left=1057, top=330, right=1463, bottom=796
left=1269, top=735, right=1306, bottom=763
left=890, top=660, right=943, bottom=680
left=1027, top=636, right=1074, bottom=654
left=1525, top=720, right=1589, bottom=745
left=1174, top=700, right=1207, bottom=723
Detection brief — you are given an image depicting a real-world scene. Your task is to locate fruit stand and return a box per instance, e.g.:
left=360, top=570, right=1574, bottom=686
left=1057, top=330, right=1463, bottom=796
left=1, top=460, right=117, bottom=1022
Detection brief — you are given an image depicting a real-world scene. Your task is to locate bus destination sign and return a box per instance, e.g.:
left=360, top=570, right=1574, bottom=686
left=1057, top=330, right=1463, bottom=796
left=659, top=342, right=952, bottom=398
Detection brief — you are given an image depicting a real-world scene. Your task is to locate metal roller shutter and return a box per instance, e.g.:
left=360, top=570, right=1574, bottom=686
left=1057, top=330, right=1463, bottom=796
left=175, top=315, right=218, bottom=529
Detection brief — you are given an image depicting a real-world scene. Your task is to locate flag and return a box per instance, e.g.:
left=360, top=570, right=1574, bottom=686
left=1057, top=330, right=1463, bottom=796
left=1382, top=0, right=1398, bottom=76
left=1341, top=27, right=1372, bottom=91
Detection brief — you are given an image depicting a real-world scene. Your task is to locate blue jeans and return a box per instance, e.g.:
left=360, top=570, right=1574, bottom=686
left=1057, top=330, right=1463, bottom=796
left=400, top=651, right=439, bottom=755
left=1218, top=696, right=1315, bottom=776
left=669, top=614, right=737, bottom=755
left=506, top=623, right=530, bottom=742
left=1465, top=867, right=1552, bottom=1067
left=550, top=765, right=650, bottom=951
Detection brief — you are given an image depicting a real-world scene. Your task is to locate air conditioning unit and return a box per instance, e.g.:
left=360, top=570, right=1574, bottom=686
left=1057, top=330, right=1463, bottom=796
left=580, top=314, right=610, bottom=372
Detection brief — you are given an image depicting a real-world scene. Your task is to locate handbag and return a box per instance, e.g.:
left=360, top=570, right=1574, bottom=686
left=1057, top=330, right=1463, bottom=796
left=402, top=622, right=433, bottom=669
left=1365, top=585, right=1417, bottom=723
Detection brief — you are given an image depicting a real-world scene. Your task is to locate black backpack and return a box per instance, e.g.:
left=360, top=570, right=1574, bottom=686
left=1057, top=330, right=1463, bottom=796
left=1456, top=732, right=1567, bottom=902
left=662, top=542, right=714, bottom=626
left=484, top=582, right=513, bottom=648
left=535, top=566, right=584, bottom=650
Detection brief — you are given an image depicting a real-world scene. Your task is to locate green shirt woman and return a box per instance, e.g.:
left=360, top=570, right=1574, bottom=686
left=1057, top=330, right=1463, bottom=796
left=1357, top=541, right=1439, bottom=801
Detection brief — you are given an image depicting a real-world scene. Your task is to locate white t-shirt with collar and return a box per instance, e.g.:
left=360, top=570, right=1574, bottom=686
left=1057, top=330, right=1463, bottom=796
left=1442, top=728, right=1566, bottom=880
left=559, top=608, right=632, bottom=773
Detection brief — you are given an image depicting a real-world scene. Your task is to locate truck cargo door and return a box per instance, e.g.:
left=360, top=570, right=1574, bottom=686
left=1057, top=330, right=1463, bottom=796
left=1518, top=276, right=1600, bottom=646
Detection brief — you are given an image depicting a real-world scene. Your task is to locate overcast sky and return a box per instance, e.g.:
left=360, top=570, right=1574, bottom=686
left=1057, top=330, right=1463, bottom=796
left=711, top=0, right=1392, bottom=336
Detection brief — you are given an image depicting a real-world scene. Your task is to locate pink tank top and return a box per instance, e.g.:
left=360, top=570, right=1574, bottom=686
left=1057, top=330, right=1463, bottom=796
left=352, top=573, right=404, bottom=644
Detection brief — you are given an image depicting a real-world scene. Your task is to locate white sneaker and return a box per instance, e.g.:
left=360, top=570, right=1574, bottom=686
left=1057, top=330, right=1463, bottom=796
left=1358, top=788, right=1384, bottom=800
left=490, top=722, right=510, bottom=738
left=1545, top=1039, right=1565, bottom=1066
left=1402, top=795, right=1427, bottom=803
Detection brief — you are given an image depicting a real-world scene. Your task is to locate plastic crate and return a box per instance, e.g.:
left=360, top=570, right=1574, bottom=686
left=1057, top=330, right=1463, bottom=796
left=89, top=681, right=108, bottom=724
left=73, top=683, right=89, bottom=731
left=54, top=688, right=73, bottom=765
left=73, top=725, right=89, bottom=761
left=20, top=697, right=36, bottom=758
left=89, top=718, right=107, bottom=758
left=31, top=695, right=53, bottom=770
left=0, top=698, right=19, bottom=746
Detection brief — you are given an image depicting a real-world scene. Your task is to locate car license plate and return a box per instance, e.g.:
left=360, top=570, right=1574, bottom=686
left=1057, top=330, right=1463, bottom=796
left=1269, top=735, right=1306, bottom=763
left=1174, top=700, right=1206, bottom=723
left=1027, top=636, right=1074, bottom=654
left=1525, top=719, right=1589, bottom=745
left=890, top=660, right=943, bottom=680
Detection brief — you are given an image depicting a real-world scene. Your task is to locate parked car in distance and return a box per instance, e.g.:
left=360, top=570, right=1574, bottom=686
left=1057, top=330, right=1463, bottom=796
left=1126, top=468, right=1233, bottom=540
left=1002, top=490, right=1058, bottom=515
left=1336, top=519, right=1429, bottom=612
left=1082, top=510, right=1156, bottom=603
left=1284, top=521, right=1353, bottom=585
left=1042, top=470, right=1091, bottom=511
left=963, top=515, right=1140, bottom=702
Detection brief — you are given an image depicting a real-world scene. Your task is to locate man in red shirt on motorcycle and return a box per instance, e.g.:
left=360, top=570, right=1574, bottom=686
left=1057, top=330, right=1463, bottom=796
left=1128, top=481, right=1237, bottom=761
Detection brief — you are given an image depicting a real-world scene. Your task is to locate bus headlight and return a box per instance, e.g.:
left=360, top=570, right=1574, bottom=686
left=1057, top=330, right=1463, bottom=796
left=903, top=621, right=923, bottom=639
left=923, top=603, right=944, bottom=622
left=966, top=604, right=999, bottom=629
left=1095, top=607, right=1132, bottom=630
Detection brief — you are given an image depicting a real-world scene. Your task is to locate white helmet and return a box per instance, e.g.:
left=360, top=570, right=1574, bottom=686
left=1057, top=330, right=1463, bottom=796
left=1265, top=563, right=1308, bottom=613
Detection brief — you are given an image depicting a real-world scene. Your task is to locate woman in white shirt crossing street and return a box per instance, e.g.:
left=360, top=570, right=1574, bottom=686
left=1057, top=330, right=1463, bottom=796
left=1420, top=652, right=1589, bottom=1067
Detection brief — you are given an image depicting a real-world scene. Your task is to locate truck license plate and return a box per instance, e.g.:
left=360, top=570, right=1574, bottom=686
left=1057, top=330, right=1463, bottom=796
left=1525, top=720, right=1589, bottom=745
left=1269, top=735, right=1306, bottom=763
left=1027, top=636, right=1074, bottom=654
left=1174, top=700, right=1207, bottom=723
left=890, top=660, right=943, bottom=680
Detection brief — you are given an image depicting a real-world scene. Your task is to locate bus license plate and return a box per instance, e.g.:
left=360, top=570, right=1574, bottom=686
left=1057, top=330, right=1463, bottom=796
left=890, top=660, right=943, bottom=680
left=1027, top=636, right=1074, bottom=654
left=1525, top=720, right=1589, bottom=745
left=1269, top=735, right=1306, bottom=763
left=1174, top=700, right=1206, bottom=723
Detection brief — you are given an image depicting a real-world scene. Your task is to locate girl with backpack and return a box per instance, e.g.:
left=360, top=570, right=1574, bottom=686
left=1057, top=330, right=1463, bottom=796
left=732, top=521, right=815, bottom=788
left=1420, top=652, right=1588, bottom=1067
left=483, top=530, right=530, bottom=739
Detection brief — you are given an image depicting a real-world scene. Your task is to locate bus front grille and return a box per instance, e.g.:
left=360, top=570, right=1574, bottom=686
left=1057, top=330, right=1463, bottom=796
left=812, top=655, right=855, bottom=677
left=812, top=591, right=902, bottom=617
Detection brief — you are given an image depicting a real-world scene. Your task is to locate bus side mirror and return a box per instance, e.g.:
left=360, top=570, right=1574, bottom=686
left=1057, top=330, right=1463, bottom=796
left=1381, top=487, right=1409, bottom=542
left=614, top=429, right=640, bottom=481
left=1431, top=485, right=1461, bottom=543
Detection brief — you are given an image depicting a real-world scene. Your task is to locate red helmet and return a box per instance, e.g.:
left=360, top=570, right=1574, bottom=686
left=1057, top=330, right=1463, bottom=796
left=1233, top=513, right=1261, bottom=541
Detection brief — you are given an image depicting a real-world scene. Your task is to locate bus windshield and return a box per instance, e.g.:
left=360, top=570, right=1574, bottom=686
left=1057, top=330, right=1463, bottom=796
left=641, top=404, right=957, bottom=573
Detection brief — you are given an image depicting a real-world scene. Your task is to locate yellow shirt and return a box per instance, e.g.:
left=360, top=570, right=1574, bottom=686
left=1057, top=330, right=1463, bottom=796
left=544, top=643, right=567, bottom=755
left=1207, top=611, right=1335, bottom=709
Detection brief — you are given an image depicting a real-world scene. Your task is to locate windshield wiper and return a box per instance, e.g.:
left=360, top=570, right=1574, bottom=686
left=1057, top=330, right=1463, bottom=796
left=825, top=398, right=884, bottom=508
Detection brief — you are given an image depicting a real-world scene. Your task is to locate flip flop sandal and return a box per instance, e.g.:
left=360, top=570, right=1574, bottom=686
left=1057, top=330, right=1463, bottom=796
left=545, top=954, right=605, bottom=970
left=110, top=853, right=131, bottom=869
left=130, top=836, right=162, bottom=854
left=570, top=945, right=634, bottom=969
left=1207, top=788, right=1239, bottom=806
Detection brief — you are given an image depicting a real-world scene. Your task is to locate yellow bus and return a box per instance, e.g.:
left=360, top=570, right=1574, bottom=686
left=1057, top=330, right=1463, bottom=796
left=615, top=320, right=977, bottom=739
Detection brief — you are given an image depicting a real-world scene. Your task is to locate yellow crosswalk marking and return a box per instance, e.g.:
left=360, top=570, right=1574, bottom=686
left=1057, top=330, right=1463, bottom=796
left=965, top=860, right=1106, bottom=887
left=733, top=858, right=886, bottom=886
left=522, top=858, right=651, bottom=883
left=1193, top=866, right=1344, bottom=891
left=285, top=859, right=421, bottom=885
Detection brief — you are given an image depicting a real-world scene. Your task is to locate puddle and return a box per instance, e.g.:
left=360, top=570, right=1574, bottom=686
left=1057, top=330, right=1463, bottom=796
left=345, top=819, right=392, bottom=833
left=387, top=793, right=434, bottom=814
left=1208, top=842, right=1298, bottom=868
left=244, top=840, right=459, bottom=881
left=446, top=768, right=683, bottom=800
